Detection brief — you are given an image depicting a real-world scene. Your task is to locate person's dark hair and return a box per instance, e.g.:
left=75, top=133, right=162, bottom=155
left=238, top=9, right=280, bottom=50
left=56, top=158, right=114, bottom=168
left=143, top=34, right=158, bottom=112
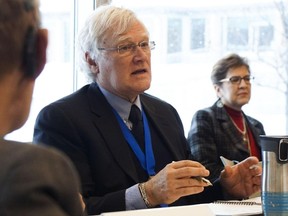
left=0, top=0, right=40, bottom=79
left=211, top=53, right=250, bottom=85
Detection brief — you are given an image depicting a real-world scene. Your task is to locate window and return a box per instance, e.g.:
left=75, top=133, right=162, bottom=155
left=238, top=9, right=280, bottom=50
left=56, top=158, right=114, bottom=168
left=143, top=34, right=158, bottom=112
left=190, top=18, right=205, bottom=50
left=167, top=18, right=182, bottom=53
left=226, top=17, right=249, bottom=49
left=258, top=25, right=274, bottom=47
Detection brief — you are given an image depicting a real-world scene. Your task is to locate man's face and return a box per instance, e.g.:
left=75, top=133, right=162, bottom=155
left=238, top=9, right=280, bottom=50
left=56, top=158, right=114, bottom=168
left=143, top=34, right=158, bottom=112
left=96, top=21, right=152, bottom=102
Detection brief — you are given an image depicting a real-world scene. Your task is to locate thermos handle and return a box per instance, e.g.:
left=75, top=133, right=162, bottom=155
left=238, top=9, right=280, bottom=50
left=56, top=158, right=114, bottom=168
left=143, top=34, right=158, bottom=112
left=260, top=136, right=288, bottom=164
left=279, top=139, right=288, bottom=162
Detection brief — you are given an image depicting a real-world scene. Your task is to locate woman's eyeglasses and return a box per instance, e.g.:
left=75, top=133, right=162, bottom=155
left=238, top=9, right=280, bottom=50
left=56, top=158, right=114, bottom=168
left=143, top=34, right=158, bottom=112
left=219, top=75, right=254, bottom=85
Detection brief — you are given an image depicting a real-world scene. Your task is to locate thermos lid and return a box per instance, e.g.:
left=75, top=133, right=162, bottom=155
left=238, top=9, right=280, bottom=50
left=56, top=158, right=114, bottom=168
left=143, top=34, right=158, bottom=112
left=260, top=135, right=288, bottom=164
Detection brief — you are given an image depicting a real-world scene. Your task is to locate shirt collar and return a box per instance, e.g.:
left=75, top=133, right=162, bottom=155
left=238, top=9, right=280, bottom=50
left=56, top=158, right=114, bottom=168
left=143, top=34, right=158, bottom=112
left=98, top=86, right=142, bottom=121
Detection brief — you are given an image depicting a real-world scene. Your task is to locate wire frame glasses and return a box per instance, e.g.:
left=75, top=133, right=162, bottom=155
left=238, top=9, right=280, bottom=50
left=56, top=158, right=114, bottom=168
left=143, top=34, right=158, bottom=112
left=97, top=41, right=156, bottom=55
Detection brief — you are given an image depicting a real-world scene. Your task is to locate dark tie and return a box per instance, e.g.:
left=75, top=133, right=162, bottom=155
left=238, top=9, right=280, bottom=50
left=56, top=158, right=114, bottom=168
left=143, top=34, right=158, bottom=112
left=129, top=104, right=145, bottom=150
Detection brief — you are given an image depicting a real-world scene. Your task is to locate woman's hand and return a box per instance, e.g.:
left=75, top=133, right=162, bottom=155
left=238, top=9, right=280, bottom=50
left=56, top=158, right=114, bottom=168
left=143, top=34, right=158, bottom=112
left=220, top=156, right=262, bottom=199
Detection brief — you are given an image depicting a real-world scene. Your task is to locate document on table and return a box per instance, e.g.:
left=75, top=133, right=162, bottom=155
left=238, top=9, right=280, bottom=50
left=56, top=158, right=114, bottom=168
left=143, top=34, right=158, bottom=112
left=209, top=196, right=263, bottom=216
left=97, top=197, right=262, bottom=216
left=99, top=204, right=215, bottom=216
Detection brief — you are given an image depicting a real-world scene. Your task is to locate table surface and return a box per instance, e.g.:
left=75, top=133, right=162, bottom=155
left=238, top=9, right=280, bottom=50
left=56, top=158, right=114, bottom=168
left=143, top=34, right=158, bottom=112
left=90, top=202, right=263, bottom=216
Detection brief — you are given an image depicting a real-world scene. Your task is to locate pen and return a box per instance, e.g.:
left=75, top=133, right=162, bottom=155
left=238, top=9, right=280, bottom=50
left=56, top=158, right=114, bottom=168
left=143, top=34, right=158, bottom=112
left=171, top=161, right=212, bottom=186
left=193, top=176, right=213, bottom=186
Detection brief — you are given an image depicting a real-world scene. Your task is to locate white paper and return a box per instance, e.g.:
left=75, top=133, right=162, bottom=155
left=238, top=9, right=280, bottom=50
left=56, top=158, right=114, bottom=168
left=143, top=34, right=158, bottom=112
left=209, top=196, right=262, bottom=216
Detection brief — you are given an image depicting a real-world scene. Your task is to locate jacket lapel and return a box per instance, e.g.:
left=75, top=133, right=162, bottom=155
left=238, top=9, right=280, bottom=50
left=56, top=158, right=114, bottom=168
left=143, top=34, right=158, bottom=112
left=140, top=94, right=187, bottom=161
left=87, top=84, right=140, bottom=182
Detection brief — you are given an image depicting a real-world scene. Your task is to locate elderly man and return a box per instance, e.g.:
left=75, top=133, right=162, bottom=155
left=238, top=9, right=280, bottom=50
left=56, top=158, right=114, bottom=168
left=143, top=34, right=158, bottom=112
left=34, top=5, right=261, bottom=215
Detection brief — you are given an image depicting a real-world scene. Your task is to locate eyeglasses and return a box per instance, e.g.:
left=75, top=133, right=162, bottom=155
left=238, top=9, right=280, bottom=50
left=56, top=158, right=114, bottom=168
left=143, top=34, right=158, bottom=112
left=219, top=75, right=254, bottom=85
left=97, top=41, right=156, bottom=55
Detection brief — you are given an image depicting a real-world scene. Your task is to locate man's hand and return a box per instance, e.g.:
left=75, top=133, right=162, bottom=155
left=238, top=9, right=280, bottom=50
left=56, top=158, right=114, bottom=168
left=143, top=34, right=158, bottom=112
left=220, top=156, right=262, bottom=199
left=143, top=160, right=211, bottom=206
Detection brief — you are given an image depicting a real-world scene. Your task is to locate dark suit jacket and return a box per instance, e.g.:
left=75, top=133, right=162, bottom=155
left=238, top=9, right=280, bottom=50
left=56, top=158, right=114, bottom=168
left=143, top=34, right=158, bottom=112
left=34, top=83, right=224, bottom=215
left=0, top=138, right=83, bottom=216
left=187, top=100, right=265, bottom=182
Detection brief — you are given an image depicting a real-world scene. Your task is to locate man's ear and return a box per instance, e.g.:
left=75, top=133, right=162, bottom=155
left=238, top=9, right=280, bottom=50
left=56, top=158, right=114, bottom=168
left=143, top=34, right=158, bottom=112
left=85, top=52, right=99, bottom=74
left=34, top=29, right=48, bottom=78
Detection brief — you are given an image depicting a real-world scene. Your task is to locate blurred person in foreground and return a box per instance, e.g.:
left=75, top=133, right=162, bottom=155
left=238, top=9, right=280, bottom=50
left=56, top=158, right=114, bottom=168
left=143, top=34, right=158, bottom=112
left=33, top=5, right=261, bottom=215
left=188, top=53, right=265, bottom=182
left=0, top=0, right=85, bottom=215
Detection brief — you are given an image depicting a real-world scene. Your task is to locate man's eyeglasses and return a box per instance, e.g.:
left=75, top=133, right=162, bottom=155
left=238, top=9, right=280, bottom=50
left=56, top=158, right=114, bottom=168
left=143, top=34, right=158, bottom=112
left=97, top=41, right=156, bottom=55
left=219, top=75, right=254, bottom=85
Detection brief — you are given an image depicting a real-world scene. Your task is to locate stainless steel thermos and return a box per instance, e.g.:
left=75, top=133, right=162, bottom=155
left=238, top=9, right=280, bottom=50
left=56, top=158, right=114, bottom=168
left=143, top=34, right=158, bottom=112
left=260, top=135, right=288, bottom=216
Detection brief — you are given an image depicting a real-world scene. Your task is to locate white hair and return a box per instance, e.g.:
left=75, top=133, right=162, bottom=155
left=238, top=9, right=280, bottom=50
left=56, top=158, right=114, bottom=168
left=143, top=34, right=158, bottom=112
left=77, top=5, right=148, bottom=82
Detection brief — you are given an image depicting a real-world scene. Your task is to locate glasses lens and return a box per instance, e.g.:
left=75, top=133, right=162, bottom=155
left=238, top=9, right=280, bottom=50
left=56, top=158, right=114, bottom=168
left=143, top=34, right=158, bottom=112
left=139, top=41, right=155, bottom=52
left=117, top=41, right=156, bottom=55
left=243, top=76, right=251, bottom=82
left=139, top=41, right=149, bottom=49
left=118, top=44, right=134, bottom=54
left=228, top=75, right=252, bottom=84
left=229, top=76, right=241, bottom=84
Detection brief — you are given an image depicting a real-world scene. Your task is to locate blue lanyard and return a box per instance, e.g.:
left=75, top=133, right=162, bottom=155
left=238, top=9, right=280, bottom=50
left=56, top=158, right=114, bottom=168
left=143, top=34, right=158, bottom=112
left=113, top=108, right=168, bottom=207
left=113, top=108, right=156, bottom=177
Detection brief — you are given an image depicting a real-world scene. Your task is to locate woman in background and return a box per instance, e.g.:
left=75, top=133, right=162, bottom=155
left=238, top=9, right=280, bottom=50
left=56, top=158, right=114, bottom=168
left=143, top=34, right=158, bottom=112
left=188, top=53, right=265, bottom=182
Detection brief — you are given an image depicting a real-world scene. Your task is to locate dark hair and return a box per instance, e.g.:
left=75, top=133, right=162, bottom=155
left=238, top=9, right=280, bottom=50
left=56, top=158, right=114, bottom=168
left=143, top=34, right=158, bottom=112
left=211, top=53, right=250, bottom=85
left=0, top=0, right=39, bottom=78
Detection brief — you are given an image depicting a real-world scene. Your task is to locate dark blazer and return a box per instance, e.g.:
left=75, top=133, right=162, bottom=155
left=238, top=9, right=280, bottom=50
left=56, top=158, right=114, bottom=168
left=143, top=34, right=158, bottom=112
left=0, top=138, right=83, bottom=216
left=187, top=100, right=265, bottom=182
left=34, top=83, right=224, bottom=215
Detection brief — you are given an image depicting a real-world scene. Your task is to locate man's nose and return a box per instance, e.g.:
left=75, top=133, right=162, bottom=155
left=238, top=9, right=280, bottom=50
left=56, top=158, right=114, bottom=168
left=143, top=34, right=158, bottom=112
left=133, top=46, right=148, bottom=58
